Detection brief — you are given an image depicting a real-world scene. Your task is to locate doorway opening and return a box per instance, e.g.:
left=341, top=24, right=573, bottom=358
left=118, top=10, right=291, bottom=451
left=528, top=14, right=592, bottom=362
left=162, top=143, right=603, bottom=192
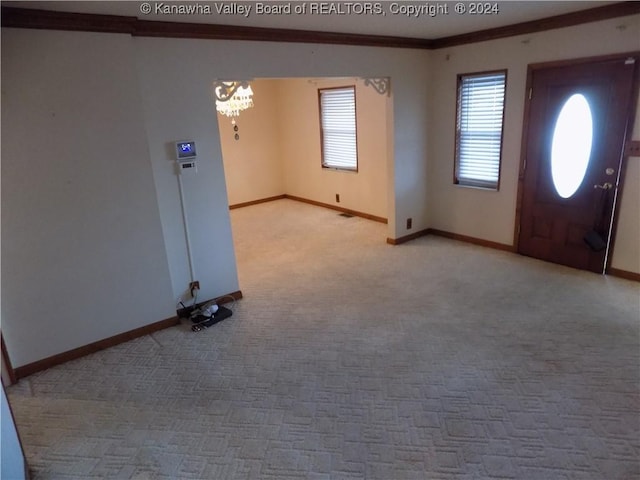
left=216, top=77, right=393, bottom=220
left=218, top=77, right=393, bottom=292
left=215, top=76, right=394, bottom=290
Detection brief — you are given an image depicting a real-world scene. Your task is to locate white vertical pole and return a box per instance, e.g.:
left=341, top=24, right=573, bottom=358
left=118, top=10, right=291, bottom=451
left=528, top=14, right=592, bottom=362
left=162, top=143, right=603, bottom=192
left=176, top=168, right=196, bottom=283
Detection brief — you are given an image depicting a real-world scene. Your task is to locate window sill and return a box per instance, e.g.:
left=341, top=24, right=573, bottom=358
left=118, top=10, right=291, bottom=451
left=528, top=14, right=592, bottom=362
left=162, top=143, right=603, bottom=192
left=322, top=166, right=358, bottom=173
left=454, top=183, right=499, bottom=192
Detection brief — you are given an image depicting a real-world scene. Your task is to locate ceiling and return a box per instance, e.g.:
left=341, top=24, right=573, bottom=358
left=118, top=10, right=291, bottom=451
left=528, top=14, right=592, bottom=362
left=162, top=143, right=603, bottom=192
left=2, top=1, right=618, bottom=39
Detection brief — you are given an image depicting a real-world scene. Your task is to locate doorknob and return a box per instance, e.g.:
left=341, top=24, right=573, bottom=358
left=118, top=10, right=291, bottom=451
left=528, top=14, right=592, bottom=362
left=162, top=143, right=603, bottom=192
left=593, top=182, right=613, bottom=190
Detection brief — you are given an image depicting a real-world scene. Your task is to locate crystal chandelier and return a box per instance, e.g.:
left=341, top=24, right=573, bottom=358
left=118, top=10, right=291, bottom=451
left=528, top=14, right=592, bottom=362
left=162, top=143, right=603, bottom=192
left=214, top=81, right=254, bottom=118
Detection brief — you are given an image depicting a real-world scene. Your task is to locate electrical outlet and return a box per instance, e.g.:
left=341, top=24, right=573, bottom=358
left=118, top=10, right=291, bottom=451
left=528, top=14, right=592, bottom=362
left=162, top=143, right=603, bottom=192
left=406, top=218, right=412, bottom=230
left=189, top=281, right=200, bottom=297
left=336, top=194, right=340, bottom=203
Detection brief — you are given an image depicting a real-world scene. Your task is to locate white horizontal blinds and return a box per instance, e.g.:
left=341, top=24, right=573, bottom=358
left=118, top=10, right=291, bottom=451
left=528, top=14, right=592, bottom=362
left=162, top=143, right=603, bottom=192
left=456, top=72, right=506, bottom=189
left=320, top=87, right=358, bottom=170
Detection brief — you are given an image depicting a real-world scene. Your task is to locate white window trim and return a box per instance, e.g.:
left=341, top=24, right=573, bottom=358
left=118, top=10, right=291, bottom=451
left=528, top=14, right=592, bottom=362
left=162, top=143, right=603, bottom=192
left=319, top=86, right=358, bottom=172
left=454, top=71, right=507, bottom=190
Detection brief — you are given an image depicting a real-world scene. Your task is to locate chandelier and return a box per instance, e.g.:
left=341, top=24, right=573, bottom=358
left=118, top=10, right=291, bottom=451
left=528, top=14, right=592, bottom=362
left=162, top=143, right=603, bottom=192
left=214, top=81, right=254, bottom=118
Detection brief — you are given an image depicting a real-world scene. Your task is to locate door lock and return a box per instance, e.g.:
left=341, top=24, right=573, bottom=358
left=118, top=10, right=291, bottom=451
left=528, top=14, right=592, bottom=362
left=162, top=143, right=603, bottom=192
left=594, top=182, right=613, bottom=190
left=605, top=168, right=615, bottom=176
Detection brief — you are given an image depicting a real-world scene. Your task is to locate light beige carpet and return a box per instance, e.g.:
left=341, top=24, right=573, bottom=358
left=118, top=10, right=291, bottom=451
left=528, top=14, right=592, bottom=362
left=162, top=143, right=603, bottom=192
left=7, top=198, right=640, bottom=479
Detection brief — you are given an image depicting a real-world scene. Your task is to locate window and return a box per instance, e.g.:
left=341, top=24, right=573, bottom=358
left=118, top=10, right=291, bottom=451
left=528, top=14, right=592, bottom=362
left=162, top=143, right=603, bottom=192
left=454, top=71, right=507, bottom=189
left=319, top=86, right=358, bottom=171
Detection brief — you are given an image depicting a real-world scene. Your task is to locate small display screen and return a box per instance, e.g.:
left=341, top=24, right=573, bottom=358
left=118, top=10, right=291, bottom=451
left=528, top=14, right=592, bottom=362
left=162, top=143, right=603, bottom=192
left=175, top=141, right=196, bottom=160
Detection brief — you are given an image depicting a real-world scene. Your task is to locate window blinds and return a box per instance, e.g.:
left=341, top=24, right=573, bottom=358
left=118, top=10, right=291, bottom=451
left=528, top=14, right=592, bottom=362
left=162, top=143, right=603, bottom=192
left=320, top=87, right=358, bottom=171
left=455, top=72, right=506, bottom=189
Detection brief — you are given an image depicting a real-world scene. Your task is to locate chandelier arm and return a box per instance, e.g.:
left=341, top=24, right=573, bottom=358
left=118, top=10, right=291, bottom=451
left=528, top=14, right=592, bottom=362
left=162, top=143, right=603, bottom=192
left=215, top=82, right=254, bottom=118
left=214, top=81, right=242, bottom=102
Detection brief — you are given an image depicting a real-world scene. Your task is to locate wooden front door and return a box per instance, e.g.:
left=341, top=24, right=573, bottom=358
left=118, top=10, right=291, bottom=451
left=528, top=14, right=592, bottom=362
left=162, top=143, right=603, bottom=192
left=518, top=55, right=639, bottom=273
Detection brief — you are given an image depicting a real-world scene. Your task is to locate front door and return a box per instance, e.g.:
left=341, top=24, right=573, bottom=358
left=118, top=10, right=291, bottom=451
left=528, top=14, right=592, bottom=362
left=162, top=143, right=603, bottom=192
left=518, top=55, right=638, bottom=273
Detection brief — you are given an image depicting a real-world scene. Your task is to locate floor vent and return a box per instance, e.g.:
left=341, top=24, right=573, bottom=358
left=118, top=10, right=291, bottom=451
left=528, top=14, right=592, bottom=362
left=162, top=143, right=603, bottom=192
left=339, top=213, right=354, bottom=218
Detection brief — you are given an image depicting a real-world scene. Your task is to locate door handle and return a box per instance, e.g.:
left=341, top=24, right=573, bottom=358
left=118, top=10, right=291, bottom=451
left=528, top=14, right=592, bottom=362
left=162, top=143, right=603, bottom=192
left=593, top=182, right=613, bottom=190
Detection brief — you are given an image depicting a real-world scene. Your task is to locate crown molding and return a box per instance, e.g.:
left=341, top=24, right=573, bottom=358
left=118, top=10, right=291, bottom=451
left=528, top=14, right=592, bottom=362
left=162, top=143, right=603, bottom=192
left=1, top=6, right=138, bottom=33
left=431, top=1, right=640, bottom=49
left=2, top=2, right=638, bottom=50
left=0, top=6, right=433, bottom=48
left=133, top=17, right=434, bottom=48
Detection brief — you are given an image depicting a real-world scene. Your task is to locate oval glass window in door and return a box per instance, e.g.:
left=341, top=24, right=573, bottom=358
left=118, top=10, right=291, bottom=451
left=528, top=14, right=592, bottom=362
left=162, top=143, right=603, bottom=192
left=550, top=94, right=593, bottom=199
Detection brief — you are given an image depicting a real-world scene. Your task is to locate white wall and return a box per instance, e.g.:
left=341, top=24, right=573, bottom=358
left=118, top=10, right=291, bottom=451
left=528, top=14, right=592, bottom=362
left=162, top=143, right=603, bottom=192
left=218, top=79, right=285, bottom=206
left=1, top=29, right=176, bottom=367
left=133, top=41, right=241, bottom=305
left=1, top=385, right=27, bottom=480
left=612, top=95, right=640, bottom=273
left=428, top=14, right=640, bottom=273
left=280, top=78, right=391, bottom=219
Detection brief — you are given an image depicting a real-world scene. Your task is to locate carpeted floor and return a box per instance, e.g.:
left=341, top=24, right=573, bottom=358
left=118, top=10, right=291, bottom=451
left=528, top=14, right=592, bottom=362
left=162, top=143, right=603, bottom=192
left=7, top=198, right=640, bottom=479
